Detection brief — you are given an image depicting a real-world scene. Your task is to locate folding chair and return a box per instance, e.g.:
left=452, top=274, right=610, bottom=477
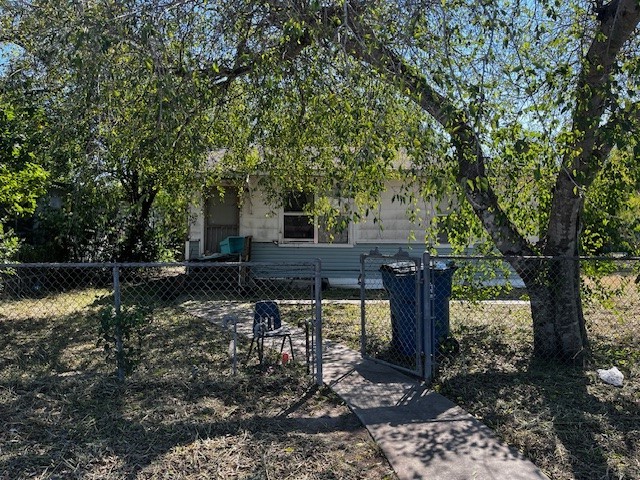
left=247, top=300, right=294, bottom=364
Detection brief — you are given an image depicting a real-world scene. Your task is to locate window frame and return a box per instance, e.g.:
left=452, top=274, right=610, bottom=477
left=282, top=192, right=316, bottom=243
left=280, top=192, right=353, bottom=246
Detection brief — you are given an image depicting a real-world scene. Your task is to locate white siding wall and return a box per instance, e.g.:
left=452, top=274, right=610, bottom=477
left=189, top=179, right=438, bottom=247
left=357, top=180, right=432, bottom=243
left=238, top=185, right=280, bottom=241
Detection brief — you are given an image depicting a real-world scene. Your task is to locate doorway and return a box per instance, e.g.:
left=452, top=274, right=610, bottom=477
left=204, top=188, right=239, bottom=254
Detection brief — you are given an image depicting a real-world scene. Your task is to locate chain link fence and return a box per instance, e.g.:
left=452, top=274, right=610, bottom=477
left=0, top=261, right=323, bottom=383
left=357, top=250, right=457, bottom=380
left=447, top=255, right=639, bottom=371
left=2, top=255, right=637, bottom=382
left=352, top=253, right=639, bottom=380
left=358, top=250, right=423, bottom=377
left=2, top=255, right=637, bottom=479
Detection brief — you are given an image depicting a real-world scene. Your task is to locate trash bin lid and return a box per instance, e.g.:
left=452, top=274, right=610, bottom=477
left=379, top=261, right=416, bottom=275
left=431, top=260, right=456, bottom=271
left=379, top=260, right=456, bottom=275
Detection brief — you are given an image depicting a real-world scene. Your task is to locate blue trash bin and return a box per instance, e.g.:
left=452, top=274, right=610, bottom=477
left=380, top=261, right=456, bottom=357
left=379, top=262, right=417, bottom=356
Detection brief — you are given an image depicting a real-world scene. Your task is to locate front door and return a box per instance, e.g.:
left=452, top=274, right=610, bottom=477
left=204, top=188, right=239, bottom=254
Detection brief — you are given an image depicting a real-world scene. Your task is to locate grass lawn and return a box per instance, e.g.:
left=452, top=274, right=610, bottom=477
left=0, top=289, right=396, bottom=480
left=322, top=294, right=639, bottom=480
left=1, top=276, right=638, bottom=480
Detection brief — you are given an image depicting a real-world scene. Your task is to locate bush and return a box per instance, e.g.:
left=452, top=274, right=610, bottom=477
left=99, top=304, right=152, bottom=381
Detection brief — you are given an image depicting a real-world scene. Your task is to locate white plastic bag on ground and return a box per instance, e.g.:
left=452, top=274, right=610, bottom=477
left=596, top=367, right=624, bottom=387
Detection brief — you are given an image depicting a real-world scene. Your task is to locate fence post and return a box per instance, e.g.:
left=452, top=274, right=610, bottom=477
left=422, top=252, right=433, bottom=382
left=314, top=259, right=323, bottom=386
left=112, top=264, right=125, bottom=381
left=113, top=264, right=121, bottom=314
left=415, top=256, right=422, bottom=376
left=359, top=254, right=367, bottom=356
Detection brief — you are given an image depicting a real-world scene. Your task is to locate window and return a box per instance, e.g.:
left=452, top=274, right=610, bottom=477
left=318, top=216, right=349, bottom=244
left=282, top=192, right=350, bottom=245
left=435, top=214, right=449, bottom=244
left=283, top=192, right=315, bottom=241
left=436, top=229, right=449, bottom=244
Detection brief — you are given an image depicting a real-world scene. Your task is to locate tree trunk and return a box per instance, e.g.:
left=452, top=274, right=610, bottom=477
left=117, top=181, right=157, bottom=262
left=514, top=257, right=589, bottom=365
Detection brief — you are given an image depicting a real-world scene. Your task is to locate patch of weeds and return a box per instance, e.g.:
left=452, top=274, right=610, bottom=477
left=98, top=305, right=152, bottom=381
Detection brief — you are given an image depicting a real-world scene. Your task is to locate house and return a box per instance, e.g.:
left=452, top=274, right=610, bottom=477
left=186, top=177, right=453, bottom=287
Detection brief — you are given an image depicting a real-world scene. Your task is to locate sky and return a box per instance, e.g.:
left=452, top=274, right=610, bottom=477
left=0, top=45, right=7, bottom=72
left=0, top=42, right=20, bottom=75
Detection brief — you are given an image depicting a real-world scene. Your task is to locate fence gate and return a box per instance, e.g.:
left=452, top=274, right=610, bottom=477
left=359, top=249, right=434, bottom=380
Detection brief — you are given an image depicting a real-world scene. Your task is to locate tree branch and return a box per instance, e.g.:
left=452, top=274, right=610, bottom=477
left=571, top=0, right=640, bottom=177
left=544, top=0, right=640, bottom=254
left=340, top=7, right=535, bottom=255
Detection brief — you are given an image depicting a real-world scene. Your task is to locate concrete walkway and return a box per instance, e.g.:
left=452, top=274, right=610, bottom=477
left=195, top=302, right=548, bottom=480
left=323, top=340, right=549, bottom=480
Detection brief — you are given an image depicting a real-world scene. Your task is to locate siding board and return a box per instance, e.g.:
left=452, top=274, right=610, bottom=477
left=250, top=242, right=454, bottom=287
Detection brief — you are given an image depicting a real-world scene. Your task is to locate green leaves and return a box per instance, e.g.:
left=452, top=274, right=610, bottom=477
left=2, top=0, right=227, bottom=261
left=582, top=148, right=640, bottom=255
left=2, top=0, right=638, bottom=265
left=0, top=98, right=49, bottom=261
left=99, top=304, right=152, bottom=380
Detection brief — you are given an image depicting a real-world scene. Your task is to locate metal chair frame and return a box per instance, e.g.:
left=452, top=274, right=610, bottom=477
left=247, top=300, right=294, bottom=364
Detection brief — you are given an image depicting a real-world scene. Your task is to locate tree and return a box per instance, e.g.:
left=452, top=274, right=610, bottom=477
left=0, top=96, right=48, bottom=261
left=320, top=0, right=640, bottom=363
left=4, top=1, right=639, bottom=362
left=198, top=0, right=640, bottom=363
left=2, top=0, right=222, bottom=261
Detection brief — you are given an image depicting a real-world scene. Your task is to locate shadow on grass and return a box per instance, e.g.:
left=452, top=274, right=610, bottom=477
left=0, top=303, right=387, bottom=479
left=0, top=371, right=366, bottom=479
left=0, top=310, right=104, bottom=374
left=437, top=324, right=639, bottom=480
